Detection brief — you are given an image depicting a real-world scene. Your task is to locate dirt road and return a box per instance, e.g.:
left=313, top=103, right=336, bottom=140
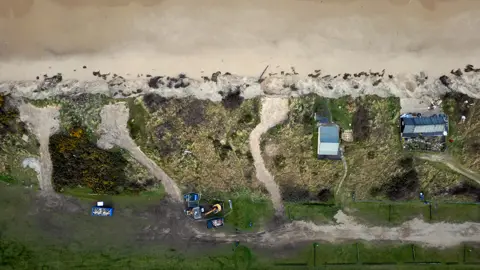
left=249, top=97, right=289, bottom=216
left=18, top=103, right=59, bottom=193
left=97, top=103, right=182, bottom=202
left=1, top=0, right=480, bottom=80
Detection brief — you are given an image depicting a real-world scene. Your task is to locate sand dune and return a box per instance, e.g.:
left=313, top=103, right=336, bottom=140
left=0, top=0, right=479, bottom=81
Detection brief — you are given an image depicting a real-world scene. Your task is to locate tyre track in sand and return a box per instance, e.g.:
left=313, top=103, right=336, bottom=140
left=249, top=97, right=289, bottom=216
left=97, top=102, right=182, bottom=203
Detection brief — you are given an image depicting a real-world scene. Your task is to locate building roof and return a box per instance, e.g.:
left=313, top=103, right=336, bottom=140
left=318, top=125, right=340, bottom=156
left=401, top=115, right=448, bottom=137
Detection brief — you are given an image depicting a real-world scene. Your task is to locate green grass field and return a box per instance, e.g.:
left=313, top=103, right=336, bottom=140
left=285, top=203, right=340, bottom=223
left=3, top=236, right=478, bottom=270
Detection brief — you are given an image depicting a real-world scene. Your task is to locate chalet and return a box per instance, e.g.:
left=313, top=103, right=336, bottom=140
left=317, top=124, right=341, bottom=160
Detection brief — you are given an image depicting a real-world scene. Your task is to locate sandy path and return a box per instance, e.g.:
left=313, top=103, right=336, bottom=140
left=1, top=0, right=480, bottom=81
left=96, top=103, right=182, bottom=202
left=18, top=104, right=60, bottom=192
left=249, top=97, right=289, bottom=216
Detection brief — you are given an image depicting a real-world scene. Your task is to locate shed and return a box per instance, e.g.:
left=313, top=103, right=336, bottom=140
left=317, top=124, right=341, bottom=160
left=401, top=114, right=448, bottom=138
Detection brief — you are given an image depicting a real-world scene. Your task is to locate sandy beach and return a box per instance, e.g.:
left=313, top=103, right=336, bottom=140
left=0, top=0, right=479, bottom=81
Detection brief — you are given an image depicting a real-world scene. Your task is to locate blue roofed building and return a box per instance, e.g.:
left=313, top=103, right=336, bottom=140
left=400, top=114, right=448, bottom=138
left=317, top=124, right=341, bottom=160
left=400, top=113, right=449, bottom=152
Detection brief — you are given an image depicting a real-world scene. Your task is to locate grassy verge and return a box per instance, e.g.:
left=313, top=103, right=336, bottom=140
left=203, top=190, right=274, bottom=230
left=0, top=174, right=15, bottom=184
left=285, top=202, right=340, bottom=223
left=276, top=241, right=480, bottom=268
left=346, top=201, right=480, bottom=225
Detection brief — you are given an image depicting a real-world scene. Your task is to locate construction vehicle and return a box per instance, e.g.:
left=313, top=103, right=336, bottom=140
left=207, top=217, right=224, bottom=229
left=183, top=193, right=232, bottom=228
left=91, top=201, right=114, bottom=217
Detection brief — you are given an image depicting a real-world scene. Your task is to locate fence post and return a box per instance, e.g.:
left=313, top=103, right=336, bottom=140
left=429, top=204, right=432, bottom=221
left=356, top=243, right=360, bottom=264
left=412, top=244, right=416, bottom=262
left=463, top=244, right=466, bottom=263
left=313, top=243, right=318, bottom=267
left=388, top=204, right=392, bottom=223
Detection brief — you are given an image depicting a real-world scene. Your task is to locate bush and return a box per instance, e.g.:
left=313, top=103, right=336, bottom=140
left=50, top=127, right=128, bottom=194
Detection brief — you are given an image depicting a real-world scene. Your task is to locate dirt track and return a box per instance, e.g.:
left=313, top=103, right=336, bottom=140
left=249, top=97, right=289, bottom=216
left=18, top=103, right=59, bottom=193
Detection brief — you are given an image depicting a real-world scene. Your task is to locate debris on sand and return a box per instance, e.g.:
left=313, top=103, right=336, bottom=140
left=439, top=75, right=451, bottom=88
left=451, top=69, right=463, bottom=77
left=93, top=70, right=110, bottom=80
left=36, top=73, right=63, bottom=91
left=148, top=76, right=163, bottom=88
left=211, top=71, right=222, bottom=83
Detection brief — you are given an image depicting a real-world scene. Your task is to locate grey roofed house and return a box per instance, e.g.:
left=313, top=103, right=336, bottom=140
left=400, top=114, right=448, bottom=138
left=317, top=124, right=341, bottom=160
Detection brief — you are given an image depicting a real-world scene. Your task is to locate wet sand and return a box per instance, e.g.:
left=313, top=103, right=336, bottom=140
left=1, top=0, right=480, bottom=80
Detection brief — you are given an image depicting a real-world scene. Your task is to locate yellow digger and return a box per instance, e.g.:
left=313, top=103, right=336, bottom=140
left=183, top=193, right=231, bottom=228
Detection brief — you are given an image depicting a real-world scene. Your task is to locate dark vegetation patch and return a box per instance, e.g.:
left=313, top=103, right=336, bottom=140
left=281, top=185, right=334, bottom=203
left=273, top=155, right=286, bottom=169
left=435, top=182, right=480, bottom=202
left=399, top=157, right=414, bottom=169
left=370, top=169, right=419, bottom=200
left=211, top=138, right=233, bottom=161
left=50, top=127, right=129, bottom=194
left=0, top=95, right=26, bottom=138
left=154, top=121, right=179, bottom=156
left=352, top=102, right=370, bottom=141
left=443, top=92, right=474, bottom=118
left=143, top=93, right=169, bottom=112
left=450, top=182, right=480, bottom=202
left=369, top=156, right=420, bottom=200
left=180, top=99, right=206, bottom=127
left=220, top=87, right=244, bottom=110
